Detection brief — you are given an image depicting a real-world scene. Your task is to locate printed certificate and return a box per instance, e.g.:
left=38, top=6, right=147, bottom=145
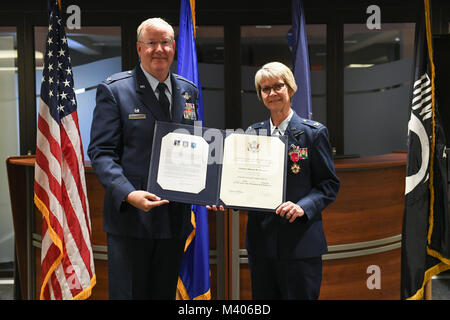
left=219, top=134, right=286, bottom=210
left=157, top=132, right=208, bottom=194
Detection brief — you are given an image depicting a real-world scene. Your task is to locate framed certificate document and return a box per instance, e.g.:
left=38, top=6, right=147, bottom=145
left=147, top=121, right=287, bottom=211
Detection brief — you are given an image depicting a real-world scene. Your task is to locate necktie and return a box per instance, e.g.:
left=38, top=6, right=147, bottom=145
left=157, top=82, right=170, bottom=119
left=273, top=127, right=280, bottom=136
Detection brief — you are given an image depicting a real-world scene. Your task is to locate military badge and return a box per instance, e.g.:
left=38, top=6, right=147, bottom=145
left=182, top=92, right=191, bottom=100
left=290, top=152, right=299, bottom=163
left=299, top=148, right=308, bottom=159
left=291, top=163, right=301, bottom=174
left=288, top=145, right=305, bottom=174
left=183, top=103, right=197, bottom=120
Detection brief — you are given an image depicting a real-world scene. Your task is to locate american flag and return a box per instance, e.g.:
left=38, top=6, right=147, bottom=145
left=34, top=0, right=96, bottom=300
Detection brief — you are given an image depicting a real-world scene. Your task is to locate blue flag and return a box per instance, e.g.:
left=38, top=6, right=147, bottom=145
left=176, top=0, right=211, bottom=300
left=289, top=0, right=312, bottom=119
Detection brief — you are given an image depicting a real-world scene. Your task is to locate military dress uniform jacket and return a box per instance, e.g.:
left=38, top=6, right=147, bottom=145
left=87, top=66, right=199, bottom=240
left=245, top=111, right=340, bottom=259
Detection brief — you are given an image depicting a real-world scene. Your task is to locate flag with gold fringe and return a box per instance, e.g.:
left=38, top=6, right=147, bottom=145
left=176, top=0, right=211, bottom=300
left=401, top=0, right=450, bottom=300
left=34, top=0, right=95, bottom=300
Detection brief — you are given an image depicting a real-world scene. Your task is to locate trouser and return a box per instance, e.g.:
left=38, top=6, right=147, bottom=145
left=107, top=233, right=186, bottom=300
left=248, top=255, right=323, bottom=300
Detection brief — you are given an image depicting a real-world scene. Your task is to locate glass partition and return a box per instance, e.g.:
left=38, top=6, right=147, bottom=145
left=35, top=26, right=122, bottom=162
left=240, top=24, right=327, bottom=129
left=343, top=23, right=415, bottom=157
left=173, top=26, right=225, bottom=130
left=0, top=27, right=19, bottom=266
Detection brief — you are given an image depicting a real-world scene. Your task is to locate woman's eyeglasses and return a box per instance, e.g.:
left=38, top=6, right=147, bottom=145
left=261, top=83, right=285, bottom=94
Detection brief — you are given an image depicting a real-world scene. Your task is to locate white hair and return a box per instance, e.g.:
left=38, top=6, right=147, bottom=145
left=136, top=17, right=174, bottom=41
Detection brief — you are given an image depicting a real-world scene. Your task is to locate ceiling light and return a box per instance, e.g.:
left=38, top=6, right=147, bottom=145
left=346, top=64, right=375, bottom=68
left=0, top=50, right=44, bottom=59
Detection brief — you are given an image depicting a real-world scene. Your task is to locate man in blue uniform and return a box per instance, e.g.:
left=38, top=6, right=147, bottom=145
left=87, top=18, right=198, bottom=299
left=246, top=62, right=340, bottom=299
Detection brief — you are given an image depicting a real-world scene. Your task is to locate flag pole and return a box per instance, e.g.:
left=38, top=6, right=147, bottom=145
left=424, top=0, right=433, bottom=301
left=424, top=280, right=432, bottom=300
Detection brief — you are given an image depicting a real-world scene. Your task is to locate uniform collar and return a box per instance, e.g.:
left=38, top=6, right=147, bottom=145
left=139, top=64, right=172, bottom=96
left=270, top=108, right=294, bottom=135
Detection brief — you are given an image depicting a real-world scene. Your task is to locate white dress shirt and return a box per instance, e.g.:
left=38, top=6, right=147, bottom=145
left=140, top=64, right=173, bottom=116
left=270, top=108, right=294, bottom=136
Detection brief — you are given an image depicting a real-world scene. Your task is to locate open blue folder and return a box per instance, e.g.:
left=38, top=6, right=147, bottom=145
left=147, top=121, right=287, bottom=212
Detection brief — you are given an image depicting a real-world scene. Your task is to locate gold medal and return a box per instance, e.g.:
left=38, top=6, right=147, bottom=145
left=291, top=163, right=300, bottom=174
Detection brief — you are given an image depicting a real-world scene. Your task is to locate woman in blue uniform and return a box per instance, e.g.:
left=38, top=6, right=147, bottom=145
left=245, top=62, right=340, bottom=300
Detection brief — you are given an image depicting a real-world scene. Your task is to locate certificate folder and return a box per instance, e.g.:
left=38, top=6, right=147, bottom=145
left=147, top=121, right=288, bottom=212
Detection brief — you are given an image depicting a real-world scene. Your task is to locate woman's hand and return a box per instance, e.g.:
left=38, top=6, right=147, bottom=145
left=276, top=201, right=305, bottom=223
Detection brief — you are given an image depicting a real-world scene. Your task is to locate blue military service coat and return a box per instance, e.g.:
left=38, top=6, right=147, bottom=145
left=245, top=111, right=340, bottom=259
left=88, top=66, right=199, bottom=240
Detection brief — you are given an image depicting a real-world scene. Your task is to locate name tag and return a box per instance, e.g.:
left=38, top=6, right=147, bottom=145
left=128, top=114, right=147, bottom=120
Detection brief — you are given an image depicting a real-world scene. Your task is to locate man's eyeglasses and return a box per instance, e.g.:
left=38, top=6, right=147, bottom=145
left=139, top=39, right=174, bottom=49
left=261, top=83, right=286, bottom=94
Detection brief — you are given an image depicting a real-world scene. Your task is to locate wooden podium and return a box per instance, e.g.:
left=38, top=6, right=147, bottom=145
left=319, top=153, right=406, bottom=299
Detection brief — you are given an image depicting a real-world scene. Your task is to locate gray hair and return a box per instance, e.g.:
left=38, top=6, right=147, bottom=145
left=254, top=61, right=298, bottom=101
left=137, top=17, right=175, bottom=41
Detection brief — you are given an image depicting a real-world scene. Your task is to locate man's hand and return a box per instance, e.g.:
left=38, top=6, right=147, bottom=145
left=126, top=190, right=169, bottom=212
left=276, top=201, right=305, bottom=223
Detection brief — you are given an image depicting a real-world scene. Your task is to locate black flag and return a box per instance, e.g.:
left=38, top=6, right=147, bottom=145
left=401, top=0, right=450, bottom=300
